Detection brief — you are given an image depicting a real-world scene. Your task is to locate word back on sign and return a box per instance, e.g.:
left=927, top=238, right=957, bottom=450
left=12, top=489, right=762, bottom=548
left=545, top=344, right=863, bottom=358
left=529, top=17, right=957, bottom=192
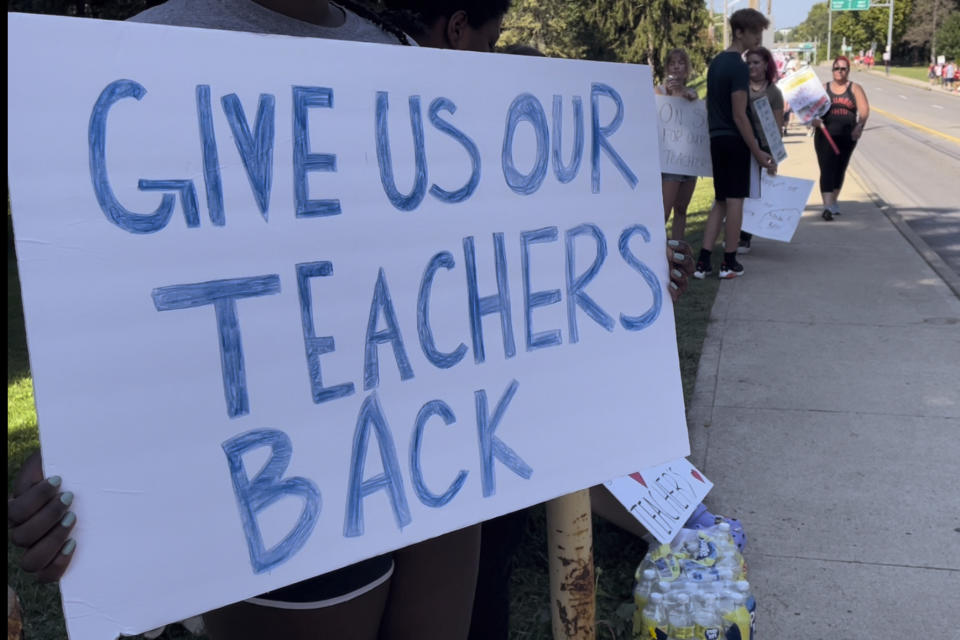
left=8, top=12, right=689, bottom=640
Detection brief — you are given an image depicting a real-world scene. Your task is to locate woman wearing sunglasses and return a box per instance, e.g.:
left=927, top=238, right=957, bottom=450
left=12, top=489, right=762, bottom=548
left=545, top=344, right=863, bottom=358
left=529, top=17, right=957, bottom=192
left=811, top=55, right=870, bottom=221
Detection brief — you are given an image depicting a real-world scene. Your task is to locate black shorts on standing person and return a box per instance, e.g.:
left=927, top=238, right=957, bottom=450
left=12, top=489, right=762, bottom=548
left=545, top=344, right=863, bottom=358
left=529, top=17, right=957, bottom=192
left=693, top=7, right=773, bottom=281
left=707, top=51, right=752, bottom=202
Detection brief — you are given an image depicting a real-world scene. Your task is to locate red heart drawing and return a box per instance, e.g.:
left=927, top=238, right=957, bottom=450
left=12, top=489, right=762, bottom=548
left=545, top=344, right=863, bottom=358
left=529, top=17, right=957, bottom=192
left=691, top=470, right=705, bottom=483
left=629, top=472, right=647, bottom=487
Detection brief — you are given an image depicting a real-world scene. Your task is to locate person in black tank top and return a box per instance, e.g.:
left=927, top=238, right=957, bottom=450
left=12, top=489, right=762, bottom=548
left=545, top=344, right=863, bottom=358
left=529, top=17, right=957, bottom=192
left=812, top=56, right=870, bottom=220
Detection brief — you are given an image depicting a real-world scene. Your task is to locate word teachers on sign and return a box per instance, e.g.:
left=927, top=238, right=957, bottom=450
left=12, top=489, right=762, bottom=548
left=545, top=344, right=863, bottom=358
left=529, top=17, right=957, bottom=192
left=7, top=13, right=689, bottom=640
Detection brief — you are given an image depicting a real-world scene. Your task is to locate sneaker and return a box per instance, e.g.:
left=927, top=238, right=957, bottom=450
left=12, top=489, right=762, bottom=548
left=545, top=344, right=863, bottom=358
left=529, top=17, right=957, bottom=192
left=718, top=261, right=744, bottom=279
left=821, top=209, right=834, bottom=221
left=693, top=261, right=713, bottom=279
left=737, top=237, right=751, bottom=254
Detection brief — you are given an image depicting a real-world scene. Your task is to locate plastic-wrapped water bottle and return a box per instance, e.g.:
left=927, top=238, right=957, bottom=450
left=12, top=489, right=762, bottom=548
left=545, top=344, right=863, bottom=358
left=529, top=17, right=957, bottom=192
left=691, top=593, right=723, bottom=640
left=639, top=592, right=669, bottom=640
left=634, top=568, right=658, bottom=611
left=734, top=581, right=756, bottom=639
left=667, top=592, right=695, bottom=640
left=718, top=591, right=751, bottom=640
left=657, top=580, right=674, bottom=605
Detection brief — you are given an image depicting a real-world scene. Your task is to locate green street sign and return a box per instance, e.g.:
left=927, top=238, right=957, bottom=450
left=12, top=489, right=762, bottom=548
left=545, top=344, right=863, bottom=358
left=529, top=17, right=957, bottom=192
left=831, top=0, right=870, bottom=10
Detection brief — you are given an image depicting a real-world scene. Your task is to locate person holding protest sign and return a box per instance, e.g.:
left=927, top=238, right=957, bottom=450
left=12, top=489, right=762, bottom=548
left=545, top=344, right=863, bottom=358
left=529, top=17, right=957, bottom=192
left=737, top=46, right=785, bottom=254
left=9, top=4, right=698, bottom=639
left=7, top=2, right=511, bottom=640
left=693, top=8, right=775, bottom=280
left=655, top=48, right=700, bottom=243
left=811, top=56, right=869, bottom=221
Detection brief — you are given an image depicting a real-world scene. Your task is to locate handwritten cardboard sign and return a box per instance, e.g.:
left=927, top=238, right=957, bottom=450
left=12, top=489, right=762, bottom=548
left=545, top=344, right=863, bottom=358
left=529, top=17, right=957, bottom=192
left=752, top=95, right=787, bottom=164
left=777, top=67, right=830, bottom=124
left=603, top=458, right=712, bottom=544
left=741, top=174, right=816, bottom=242
left=7, top=13, right=689, bottom=640
left=655, top=95, right=712, bottom=177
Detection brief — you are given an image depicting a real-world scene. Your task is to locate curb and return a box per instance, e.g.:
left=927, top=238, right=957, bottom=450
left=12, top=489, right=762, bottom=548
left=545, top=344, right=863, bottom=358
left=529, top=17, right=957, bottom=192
left=850, top=168, right=960, bottom=299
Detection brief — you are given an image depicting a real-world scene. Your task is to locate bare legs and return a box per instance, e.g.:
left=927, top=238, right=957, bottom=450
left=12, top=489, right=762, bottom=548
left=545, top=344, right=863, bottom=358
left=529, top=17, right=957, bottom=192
left=701, top=197, right=744, bottom=254
left=662, top=179, right=696, bottom=241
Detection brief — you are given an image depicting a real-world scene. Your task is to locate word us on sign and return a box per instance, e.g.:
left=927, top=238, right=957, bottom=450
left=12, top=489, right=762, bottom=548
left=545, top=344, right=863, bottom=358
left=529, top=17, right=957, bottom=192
left=8, top=13, right=689, bottom=640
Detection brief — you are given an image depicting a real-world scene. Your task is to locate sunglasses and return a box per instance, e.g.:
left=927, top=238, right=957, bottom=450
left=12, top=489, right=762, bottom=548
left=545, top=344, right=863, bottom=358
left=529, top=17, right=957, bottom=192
left=833, top=66, right=849, bottom=71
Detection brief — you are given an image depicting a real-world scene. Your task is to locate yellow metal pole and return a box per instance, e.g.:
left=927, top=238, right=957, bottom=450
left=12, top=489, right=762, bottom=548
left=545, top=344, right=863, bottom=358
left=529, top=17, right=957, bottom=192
left=546, top=490, right=596, bottom=640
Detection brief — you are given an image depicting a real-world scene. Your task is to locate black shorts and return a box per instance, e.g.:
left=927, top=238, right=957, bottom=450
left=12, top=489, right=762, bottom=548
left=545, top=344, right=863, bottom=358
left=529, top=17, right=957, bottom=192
left=246, top=553, right=394, bottom=609
left=710, top=134, right=751, bottom=201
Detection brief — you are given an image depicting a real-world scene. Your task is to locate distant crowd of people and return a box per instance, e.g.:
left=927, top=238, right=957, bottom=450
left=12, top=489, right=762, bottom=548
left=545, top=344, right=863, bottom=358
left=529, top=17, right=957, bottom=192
left=660, top=10, right=870, bottom=280
left=929, top=59, right=959, bottom=92
left=9, top=3, right=882, bottom=639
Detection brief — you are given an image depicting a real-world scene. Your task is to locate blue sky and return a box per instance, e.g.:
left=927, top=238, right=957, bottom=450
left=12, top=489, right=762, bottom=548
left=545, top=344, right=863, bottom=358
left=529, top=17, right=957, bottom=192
left=707, top=0, right=821, bottom=30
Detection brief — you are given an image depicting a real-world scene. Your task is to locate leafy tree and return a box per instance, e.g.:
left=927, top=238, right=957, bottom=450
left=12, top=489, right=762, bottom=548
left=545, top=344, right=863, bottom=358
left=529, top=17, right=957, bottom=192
left=903, top=0, right=960, bottom=61
left=795, top=2, right=830, bottom=44
left=831, top=0, right=914, bottom=60
left=937, top=10, right=960, bottom=59
left=500, top=0, right=716, bottom=81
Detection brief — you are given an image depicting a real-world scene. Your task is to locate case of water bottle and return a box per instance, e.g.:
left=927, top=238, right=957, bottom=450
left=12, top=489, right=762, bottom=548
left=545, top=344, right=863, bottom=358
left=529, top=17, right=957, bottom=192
left=632, top=521, right=756, bottom=640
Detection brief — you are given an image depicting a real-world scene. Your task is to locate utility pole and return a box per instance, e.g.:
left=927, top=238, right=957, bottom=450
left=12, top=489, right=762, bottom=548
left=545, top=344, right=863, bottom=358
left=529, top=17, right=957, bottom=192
left=827, top=6, right=832, bottom=62
left=932, top=0, right=938, bottom=62
left=723, top=0, right=728, bottom=48
left=885, top=0, right=895, bottom=75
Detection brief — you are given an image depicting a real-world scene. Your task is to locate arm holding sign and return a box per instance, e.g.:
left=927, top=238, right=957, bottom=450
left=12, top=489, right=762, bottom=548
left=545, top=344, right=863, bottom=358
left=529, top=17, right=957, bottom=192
left=732, top=89, right=775, bottom=174
left=7, top=451, right=77, bottom=583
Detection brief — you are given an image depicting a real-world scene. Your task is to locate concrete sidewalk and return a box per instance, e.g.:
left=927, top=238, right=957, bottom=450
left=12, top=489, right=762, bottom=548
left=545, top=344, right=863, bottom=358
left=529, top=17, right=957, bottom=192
left=685, top=124, right=960, bottom=637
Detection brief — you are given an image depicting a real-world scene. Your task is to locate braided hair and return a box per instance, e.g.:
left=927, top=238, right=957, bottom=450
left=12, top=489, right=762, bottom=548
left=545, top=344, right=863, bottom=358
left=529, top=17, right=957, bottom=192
left=380, top=0, right=512, bottom=37
left=336, top=0, right=413, bottom=45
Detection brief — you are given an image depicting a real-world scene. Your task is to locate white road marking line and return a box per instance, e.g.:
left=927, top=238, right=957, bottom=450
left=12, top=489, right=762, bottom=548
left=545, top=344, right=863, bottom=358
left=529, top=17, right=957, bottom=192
left=932, top=104, right=944, bottom=110
left=899, top=94, right=908, bottom=100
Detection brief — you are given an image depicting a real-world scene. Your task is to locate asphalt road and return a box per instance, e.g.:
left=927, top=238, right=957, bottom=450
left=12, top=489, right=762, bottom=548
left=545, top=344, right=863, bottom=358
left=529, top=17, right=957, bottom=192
left=812, top=66, right=960, bottom=276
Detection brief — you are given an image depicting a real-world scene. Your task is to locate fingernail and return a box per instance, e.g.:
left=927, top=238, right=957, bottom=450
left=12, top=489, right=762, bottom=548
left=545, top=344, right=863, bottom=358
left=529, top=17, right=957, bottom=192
left=61, top=539, right=76, bottom=556
left=669, top=281, right=679, bottom=290
left=673, top=252, right=686, bottom=262
left=61, top=511, right=76, bottom=528
left=47, top=476, right=62, bottom=488
left=60, top=492, right=74, bottom=507
left=672, top=269, right=683, bottom=279
left=667, top=240, right=681, bottom=247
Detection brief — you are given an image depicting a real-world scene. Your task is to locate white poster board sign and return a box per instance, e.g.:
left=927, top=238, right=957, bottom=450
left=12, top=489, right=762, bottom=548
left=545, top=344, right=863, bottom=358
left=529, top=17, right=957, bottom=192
left=777, top=67, right=830, bottom=124
left=655, top=95, right=712, bottom=177
left=741, top=174, right=816, bottom=242
left=752, top=95, right=787, bottom=164
left=8, top=13, right=689, bottom=640
left=603, top=458, right=712, bottom=544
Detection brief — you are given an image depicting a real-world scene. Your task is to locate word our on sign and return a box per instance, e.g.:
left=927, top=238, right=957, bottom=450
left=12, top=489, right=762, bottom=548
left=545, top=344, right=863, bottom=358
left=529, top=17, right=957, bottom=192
left=655, top=95, right=712, bottom=177
left=7, top=13, right=689, bottom=640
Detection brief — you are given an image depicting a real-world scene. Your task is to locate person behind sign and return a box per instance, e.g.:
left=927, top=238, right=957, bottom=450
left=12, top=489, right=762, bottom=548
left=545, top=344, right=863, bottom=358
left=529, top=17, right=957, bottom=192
left=693, top=8, right=775, bottom=280
left=811, top=56, right=869, bottom=221
left=737, top=46, right=785, bottom=254
left=654, top=48, right=700, bottom=243
left=8, top=6, right=699, bottom=640
left=7, top=2, right=515, bottom=640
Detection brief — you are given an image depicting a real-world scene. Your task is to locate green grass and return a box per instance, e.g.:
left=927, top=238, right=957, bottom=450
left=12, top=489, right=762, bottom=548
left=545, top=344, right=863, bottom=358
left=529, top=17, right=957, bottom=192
left=867, top=65, right=930, bottom=82
left=7, top=181, right=721, bottom=639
